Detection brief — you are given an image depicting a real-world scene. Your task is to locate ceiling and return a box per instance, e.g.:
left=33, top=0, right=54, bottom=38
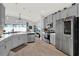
left=3, top=3, right=71, bottom=23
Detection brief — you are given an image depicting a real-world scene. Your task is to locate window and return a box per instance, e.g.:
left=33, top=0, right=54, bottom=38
left=29, top=26, right=32, bottom=29
left=4, top=24, right=27, bottom=33
left=64, top=21, right=71, bottom=34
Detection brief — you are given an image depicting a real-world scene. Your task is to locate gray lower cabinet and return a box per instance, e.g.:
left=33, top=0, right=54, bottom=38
left=0, top=41, right=5, bottom=56
left=23, top=34, right=27, bottom=43
left=11, top=35, right=19, bottom=49
left=30, top=34, right=35, bottom=42
left=19, top=34, right=25, bottom=45
left=27, top=33, right=35, bottom=43
left=50, top=33, right=55, bottom=45
left=11, top=34, right=27, bottom=49
left=0, top=40, right=10, bottom=56
left=0, top=33, right=28, bottom=56
left=3, top=40, right=12, bottom=55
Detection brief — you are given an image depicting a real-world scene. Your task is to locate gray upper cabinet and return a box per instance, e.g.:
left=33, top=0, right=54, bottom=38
left=67, top=4, right=78, bottom=17
left=77, top=4, right=79, bottom=17
left=43, top=19, right=45, bottom=28
left=53, top=13, right=57, bottom=31
left=0, top=4, right=5, bottom=26
left=0, top=4, right=5, bottom=36
left=47, top=15, right=50, bottom=25
left=46, top=17, right=48, bottom=27
left=56, top=11, right=61, bottom=21
left=43, top=16, right=49, bottom=28
left=50, top=14, right=53, bottom=24
left=46, top=16, right=48, bottom=25
left=61, top=8, right=68, bottom=19
left=43, top=18, right=46, bottom=28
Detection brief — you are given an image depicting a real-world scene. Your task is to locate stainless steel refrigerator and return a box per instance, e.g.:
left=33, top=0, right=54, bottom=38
left=55, top=16, right=79, bottom=56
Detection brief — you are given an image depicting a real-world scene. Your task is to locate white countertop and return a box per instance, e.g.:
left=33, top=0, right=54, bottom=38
left=0, top=34, right=12, bottom=42
left=0, top=32, right=27, bottom=42
left=0, top=32, right=35, bottom=42
left=27, top=32, right=35, bottom=33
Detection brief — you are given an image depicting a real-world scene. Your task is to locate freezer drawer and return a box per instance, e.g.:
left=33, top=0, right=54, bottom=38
left=62, top=35, right=71, bottom=55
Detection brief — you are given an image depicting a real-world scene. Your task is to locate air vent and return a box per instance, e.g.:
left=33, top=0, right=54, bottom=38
left=72, top=3, right=76, bottom=5
left=64, top=7, right=67, bottom=10
left=55, top=12, right=57, bottom=14
left=58, top=10, right=61, bottom=12
left=45, top=17, right=47, bottom=19
left=52, top=13, right=54, bottom=15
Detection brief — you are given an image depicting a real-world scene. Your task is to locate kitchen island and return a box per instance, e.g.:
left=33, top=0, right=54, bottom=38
left=0, top=32, right=27, bottom=56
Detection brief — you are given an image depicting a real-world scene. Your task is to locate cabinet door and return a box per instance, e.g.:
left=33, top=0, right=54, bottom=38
left=27, top=34, right=31, bottom=42
left=0, top=41, right=9, bottom=56
left=4, top=38, right=12, bottom=55
left=50, top=33, right=55, bottom=45
left=18, top=34, right=24, bottom=45
left=6, top=37, right=12, bottom=49
left=61, top=9, right=68, bottom=19
left=55, top=20, right=60, bottom=49
left=68, top=5, right=78, bottom=17
left=53, top=14, right=57, bottom=31
left=31, top=34, right=35, bottom=42
left=49, top=15, right=52, bottom=24
left=12, top=35, right=19, bottom=49
left=23, top=34, right=27, bottom=44
left=56, top=12, right=61, bottom=21
left=0, top=42, right=4, bottom=56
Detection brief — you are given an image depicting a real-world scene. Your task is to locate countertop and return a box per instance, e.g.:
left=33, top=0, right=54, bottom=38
left=0, top=32, right=35, bottom=42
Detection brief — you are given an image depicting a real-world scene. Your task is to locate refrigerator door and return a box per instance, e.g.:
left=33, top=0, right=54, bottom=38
left=55, top=19, right=64, bottom=51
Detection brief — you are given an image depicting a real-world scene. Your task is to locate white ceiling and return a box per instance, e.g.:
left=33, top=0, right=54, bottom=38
left=3, top=3, right=71, bottom=23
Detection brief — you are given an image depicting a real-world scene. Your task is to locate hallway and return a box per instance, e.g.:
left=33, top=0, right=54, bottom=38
left=9, top=37, right=66, bottom=56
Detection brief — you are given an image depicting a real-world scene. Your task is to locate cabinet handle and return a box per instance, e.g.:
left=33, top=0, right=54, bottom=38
left=4, top=45, right=6, bottom=49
